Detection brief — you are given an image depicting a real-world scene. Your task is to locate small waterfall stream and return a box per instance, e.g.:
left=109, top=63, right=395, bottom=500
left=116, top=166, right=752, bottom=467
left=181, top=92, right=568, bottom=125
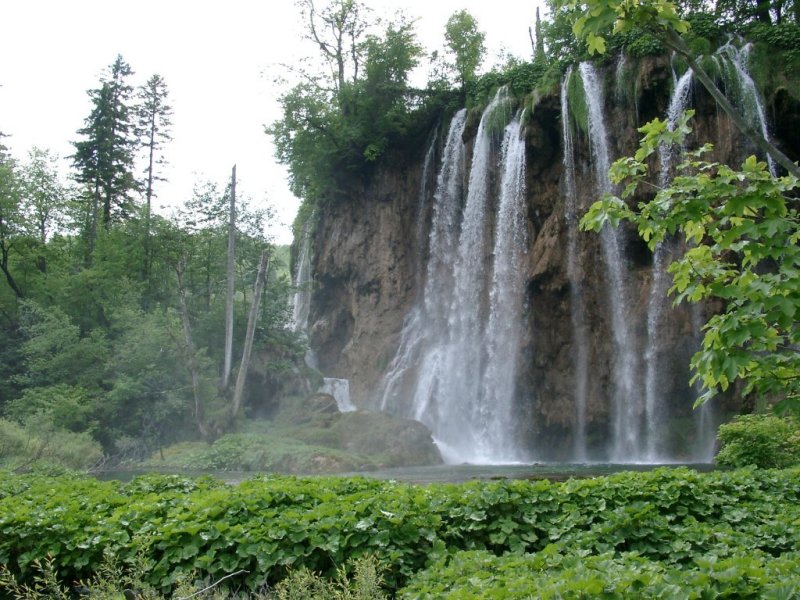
left=561, top=67, right=590, bottom=461
left=718, top=41, right=777, bottom=175
left=578, top=62, right=639, bottom=462
left=320, top=378, right=356, bottom=412
left=291, top=220, right=314, bottom=334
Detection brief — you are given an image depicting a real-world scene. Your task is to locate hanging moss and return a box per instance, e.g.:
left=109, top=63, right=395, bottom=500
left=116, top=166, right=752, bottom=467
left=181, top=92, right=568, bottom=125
left=566, top=67, right=590, bottom=136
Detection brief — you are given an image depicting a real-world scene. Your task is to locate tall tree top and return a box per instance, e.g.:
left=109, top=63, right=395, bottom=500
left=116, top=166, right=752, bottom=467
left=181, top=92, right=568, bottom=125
left=444, top=10, right=486, bottom=88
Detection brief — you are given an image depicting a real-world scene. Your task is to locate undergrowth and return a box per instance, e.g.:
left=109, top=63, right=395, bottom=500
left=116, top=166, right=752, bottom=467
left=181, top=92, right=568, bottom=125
left=1, top=468, right=798, bottom=597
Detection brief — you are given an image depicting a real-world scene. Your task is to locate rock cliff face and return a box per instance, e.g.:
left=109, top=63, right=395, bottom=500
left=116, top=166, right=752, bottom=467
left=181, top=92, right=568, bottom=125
left=303, top=53, right=799, bottom=461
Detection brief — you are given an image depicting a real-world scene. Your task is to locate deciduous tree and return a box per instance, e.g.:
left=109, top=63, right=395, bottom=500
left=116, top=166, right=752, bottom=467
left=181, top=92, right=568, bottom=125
left=444, top=10, right=486, bottom=88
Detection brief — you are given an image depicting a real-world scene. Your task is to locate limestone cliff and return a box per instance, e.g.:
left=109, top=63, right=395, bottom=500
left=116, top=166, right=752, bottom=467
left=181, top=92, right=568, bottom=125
left=302, top=52, right=799, bottom=461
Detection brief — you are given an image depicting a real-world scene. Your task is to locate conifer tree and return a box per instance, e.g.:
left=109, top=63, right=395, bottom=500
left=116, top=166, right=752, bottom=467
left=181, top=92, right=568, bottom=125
left=136, top=74, right=172, bottom=225
left=72, top=55, right=138, bottom=252
left=136, top=74, right=173, bottom=286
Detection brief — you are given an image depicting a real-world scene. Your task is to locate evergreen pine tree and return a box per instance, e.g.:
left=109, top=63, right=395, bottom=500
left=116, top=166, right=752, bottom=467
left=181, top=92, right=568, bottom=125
left=72, top=55, right=138, bottom=253
left=136, top=74, right=173, bottom=289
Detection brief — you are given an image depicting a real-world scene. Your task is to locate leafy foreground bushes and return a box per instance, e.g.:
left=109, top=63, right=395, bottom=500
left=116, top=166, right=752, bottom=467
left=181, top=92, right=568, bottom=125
left=1, top=468, right=799, bottom=597
left=716, top=414, right=800, bottom=469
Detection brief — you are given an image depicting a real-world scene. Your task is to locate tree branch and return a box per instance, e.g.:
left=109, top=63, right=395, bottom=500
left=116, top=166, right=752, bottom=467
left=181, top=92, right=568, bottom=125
left=662, top=29, right=800, bottom=179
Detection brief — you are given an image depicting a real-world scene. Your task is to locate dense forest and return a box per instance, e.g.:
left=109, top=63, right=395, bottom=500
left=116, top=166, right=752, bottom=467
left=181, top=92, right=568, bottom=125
left=0, top=55, right=302, bottom=467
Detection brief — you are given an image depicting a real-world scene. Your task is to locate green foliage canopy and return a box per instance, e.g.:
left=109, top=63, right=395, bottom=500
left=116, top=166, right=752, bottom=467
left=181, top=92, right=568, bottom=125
left=444, top=10, right=487, bottom=88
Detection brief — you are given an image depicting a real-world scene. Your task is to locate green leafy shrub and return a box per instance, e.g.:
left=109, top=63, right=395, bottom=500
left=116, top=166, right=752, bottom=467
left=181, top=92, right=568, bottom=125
left=745, top=22, right=800, bottom=51
left=0, top=417, right=103, bottom=471
left=716, top=414, right=800, bottom=468
left=274, top=555, right=386, bottom=600
left=685, top=13, right=724, bottom=46
left=1, top=468, right=799, bottom=596
left=401, top=549, right=800, bottom=599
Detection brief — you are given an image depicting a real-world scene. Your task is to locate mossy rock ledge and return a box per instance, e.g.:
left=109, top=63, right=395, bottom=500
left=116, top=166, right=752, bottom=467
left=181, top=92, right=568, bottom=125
left=287, top=393, right=443, bottom=469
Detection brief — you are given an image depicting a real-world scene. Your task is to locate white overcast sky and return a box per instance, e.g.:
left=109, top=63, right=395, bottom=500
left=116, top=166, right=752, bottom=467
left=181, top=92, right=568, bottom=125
left=1, top=0, right=539, bottom=244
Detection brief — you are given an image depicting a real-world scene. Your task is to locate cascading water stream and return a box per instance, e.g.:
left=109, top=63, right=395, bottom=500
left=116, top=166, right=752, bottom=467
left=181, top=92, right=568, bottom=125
left=414, top=131, right=439, bottom=280
left=561, top=67, right=590, bottom=462
left=480, top=115, right=528, bottom=461
left=320, top=378, right=356, bottom=412
left=379, top=109, right=467, bottom=418
left=380, top=88, right=528, bottom=464
left=291, top=219, right=314, bottom=333
left=578, top=62, right=639, bottom=462
left=718, top=41, right=777, bottom=175
left=440, top=90, right=510, bottom=462
left=644, top=67, right=695, bottom=461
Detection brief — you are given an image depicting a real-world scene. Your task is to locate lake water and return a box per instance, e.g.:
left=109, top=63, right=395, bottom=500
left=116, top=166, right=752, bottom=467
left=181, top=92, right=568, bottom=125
left=96, top=462, right=715, bottom=485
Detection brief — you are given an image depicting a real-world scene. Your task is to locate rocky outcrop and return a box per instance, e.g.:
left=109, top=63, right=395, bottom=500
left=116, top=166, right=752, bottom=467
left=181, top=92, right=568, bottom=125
left=303, top=52, right=799, bottom=461
left=308, top=160, right=427, bottom=404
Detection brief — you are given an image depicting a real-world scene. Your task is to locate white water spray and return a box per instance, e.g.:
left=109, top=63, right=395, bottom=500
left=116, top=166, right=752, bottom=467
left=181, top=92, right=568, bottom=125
left=379, top=88, right=529, bottom=464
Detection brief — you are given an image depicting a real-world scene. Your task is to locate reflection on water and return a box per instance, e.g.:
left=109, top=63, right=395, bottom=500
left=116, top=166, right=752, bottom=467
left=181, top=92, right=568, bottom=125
left=97, top=462, right=715, bottom=486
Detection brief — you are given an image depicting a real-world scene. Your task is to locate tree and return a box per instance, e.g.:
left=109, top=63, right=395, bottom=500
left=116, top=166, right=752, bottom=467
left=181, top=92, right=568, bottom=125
left=223, top=166, right=236, bottom=391
left=559, top=0, right=800, bottom=177
left=72, top=55, right=138, bottom=248
left=444, top=10, right=486, bottom=88
left=357, top=16, right=424, bottom=160
left=581, top=112, right=800, bottom=415
left=230, top=249, right=270, bottom=420
left=298, top=0, right=372, bottom=96
left=136, top=73, right=173, bottom=266
left=16, top=148, right=68, bottom=276
left=268, top=9, right=424, bottom=201
left=0, top=144, right=24, bottom=298
left=533, top=7, right=547, bottom=62
left=20, top=148, right=65, bottom=248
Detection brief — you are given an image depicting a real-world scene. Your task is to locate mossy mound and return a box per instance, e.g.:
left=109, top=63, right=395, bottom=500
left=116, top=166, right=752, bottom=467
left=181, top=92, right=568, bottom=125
left=277, top=393, right=443, bottom=469
left=140, top=394, right=442, bottom=474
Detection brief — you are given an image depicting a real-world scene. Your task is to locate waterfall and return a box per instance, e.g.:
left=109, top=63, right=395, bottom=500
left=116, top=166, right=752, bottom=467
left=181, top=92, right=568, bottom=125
left=320, top=378, right=356, bottom=413
left=578, top=62, right=639, bottom=462
left=291, top=219, right=313, bottom=333
left=561, top=67, right=590, bottom=461
left=718, top=41, right=776, bottom=175
left=641, top=67, right=695, bottom=462
left=379, top=109, right=467, bottom=418
left=380, top=88, right=528, bottom=464
left=691, top=304, right=718, bottom=461
left=414, top=131, right=439, bottom=280
left=440, top=90, right=510, bottom=462
left=481, top=115, right=528, bottom=460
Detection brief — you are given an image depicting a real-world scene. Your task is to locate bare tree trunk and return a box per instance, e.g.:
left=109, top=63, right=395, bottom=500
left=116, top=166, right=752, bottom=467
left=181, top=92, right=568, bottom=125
left=230, top=250, right=270, bottom=420
left=0, top=242, right=23, bottom=299
left=222, top=165, right=236, bottom=390
left=143, top=112, right=155, bottom=287
left=175, top=258, right=209, bottom=440
left=664, top=30, right=800, bottom=179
